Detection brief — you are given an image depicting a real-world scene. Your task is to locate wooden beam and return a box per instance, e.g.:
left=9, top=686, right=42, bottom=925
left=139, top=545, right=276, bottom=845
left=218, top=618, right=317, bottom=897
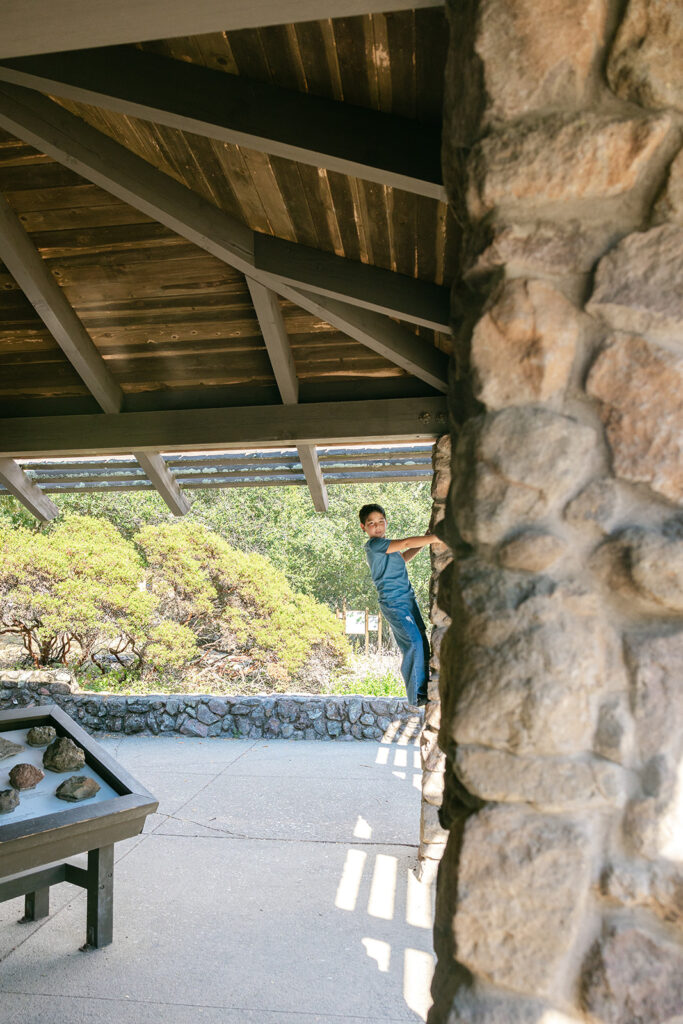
left=133, top=452, right=191, bottom=516
left=0, top=47, right=444, bottom=200
left=279, top=289, right=449, bottom=393
left=246, top=280, right=298, bottom=405
left=246, top=278, right=328, bottom=510
left=254, top=234, right=450, bottom=331
left=296, top=445, right=329, bottom=512
left=0, top=2, right=444, bottom=60
left=0, top=398, right=448, bottom=459
left=0, top=192, right=124, bottom=414
left=0, top=458, right=59, bottom=521
left=0, top=85, right=448, bottom=391
left=0, top=192, right=190, bottom=516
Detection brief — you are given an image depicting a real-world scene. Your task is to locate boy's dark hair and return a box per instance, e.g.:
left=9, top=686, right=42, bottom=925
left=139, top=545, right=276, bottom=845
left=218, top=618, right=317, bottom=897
left=359, top=503, right=386, bottom=524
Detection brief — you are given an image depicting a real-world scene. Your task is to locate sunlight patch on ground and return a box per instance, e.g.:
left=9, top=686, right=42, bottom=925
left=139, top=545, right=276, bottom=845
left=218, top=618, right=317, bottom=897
left=335, top=849, right=367, bottom=911
left=353, top=814, right=373, bottom=839
left=368, top=854, right=398, bottom=920
left=404, top=948, right=434, bottom=1022
left=362, top=937, right=391, bottom=973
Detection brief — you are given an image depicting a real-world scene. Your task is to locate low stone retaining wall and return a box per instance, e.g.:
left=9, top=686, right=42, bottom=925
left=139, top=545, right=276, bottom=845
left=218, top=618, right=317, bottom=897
left=0, top=670, right=421, bottom=741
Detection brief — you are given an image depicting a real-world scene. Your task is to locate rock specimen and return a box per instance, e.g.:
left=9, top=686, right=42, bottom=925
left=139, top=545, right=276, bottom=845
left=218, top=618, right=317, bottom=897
left=43, top=736, right=86, bottom=773
left=0, top=737, right=24, bottom=761
left=9, top=763, right=44, bottom=791
left=55, top=775, right=100, bottom=802
left=27, top=725, right=57, bottom=747
left=0, top=789, right=20, bottom=814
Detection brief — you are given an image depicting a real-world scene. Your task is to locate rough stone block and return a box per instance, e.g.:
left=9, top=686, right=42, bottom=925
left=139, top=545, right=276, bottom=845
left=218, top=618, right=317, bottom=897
left=587, top=333, right=682, bottom=502
left=588, top=225, right=683, bottom=344
left=607, top=0, right=683, bottom=111
left=564, top=478, right=625, bottom=536
left=422, top=768, right=445, bottom=805
left=455, top=805, right=594, bottom=996
left=446, top=982, right=584, bottom=1024
left=421, top=725, right=445, bottom=772
left=581, top=924, right=683, bottom=1022
left=498, top=531, right=567, bottom=572
left=421, top=799, right=450, bottom=845
left=654, top=147, right=683, bottom=225
left=593, top=694, right=633, bottom=763
left=196, top=703, right=219, bottom=726
left=593, top=525, right=683, bottom=612
left=451, top=560, right=622, bottom=756
left=179, top=717, right=208, bottom=738
left=474, top=0, right=607, bottom=122
left=467, top=219, right=615, bottom=278
left=622, top=631, right=683, bottom=860
left=601, top=861, right=683, bottom=924
left=471, top=279, right=580, bottom=409
left=453, top=407, right=597, bottom=546
left=454, top=746, right=628, bottom=810
left=468, top=112, right=671, bottom=217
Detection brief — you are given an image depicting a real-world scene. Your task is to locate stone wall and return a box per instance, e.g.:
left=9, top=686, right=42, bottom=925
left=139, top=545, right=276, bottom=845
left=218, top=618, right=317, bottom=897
left=432, top=1, right=683, bottom=1020
left=418, top=434, right=453, bottom=874
left=0, top=671, right=422, bottom=741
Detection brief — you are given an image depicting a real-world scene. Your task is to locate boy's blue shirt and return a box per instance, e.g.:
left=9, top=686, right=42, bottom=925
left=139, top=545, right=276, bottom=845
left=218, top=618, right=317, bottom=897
left=364, top=536, right=415, bottom=608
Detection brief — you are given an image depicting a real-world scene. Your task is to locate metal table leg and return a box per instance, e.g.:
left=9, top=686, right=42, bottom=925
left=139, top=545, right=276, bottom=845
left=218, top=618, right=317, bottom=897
left=85, top=845, right=114, bottom=949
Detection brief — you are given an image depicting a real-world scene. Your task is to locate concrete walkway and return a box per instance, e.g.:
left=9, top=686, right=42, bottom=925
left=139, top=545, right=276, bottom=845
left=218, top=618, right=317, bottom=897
left=0, top=729, right=435, bottom=1023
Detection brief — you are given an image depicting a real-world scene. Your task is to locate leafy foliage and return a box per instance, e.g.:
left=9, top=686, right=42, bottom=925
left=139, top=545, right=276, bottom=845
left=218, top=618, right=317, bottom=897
left=135, top=521, right=348, bottom=680
left=0, top=514, right=349, bottom=687
left=0, top=516, right=155, bottom=667
left=0, top=480, right=434, bottom=613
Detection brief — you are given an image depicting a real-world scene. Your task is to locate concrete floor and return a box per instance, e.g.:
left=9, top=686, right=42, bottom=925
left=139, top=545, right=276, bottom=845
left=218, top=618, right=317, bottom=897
left=0, top=729, right=435, bottom=1023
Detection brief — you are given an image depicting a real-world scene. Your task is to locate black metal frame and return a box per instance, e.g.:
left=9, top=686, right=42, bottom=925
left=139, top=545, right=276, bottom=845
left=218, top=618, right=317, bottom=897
left=0, top=705, right=158, bottom=948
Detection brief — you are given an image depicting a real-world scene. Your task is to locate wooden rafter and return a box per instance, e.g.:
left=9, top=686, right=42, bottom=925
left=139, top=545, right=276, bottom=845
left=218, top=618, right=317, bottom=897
left=247, top=278, right=328, bottom=511
left=0, top=458, right=58, bottom=522
left=0, top=1, right=444, bottom=60
left=0, top=192, right=191, bottom=516
left=0, top=397, right=448, bottom=459
left=0, top=47, right=444, bottom=200
left=0, top=83, right=449, bottom=391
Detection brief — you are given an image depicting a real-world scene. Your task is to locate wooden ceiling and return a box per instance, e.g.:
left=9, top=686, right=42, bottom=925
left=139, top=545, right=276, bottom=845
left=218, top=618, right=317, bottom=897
left=0, top=1, right=452, bottom=518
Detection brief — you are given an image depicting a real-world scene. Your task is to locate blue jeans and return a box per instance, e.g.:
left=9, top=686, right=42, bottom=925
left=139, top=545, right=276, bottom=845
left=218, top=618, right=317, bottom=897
left=381, top=598, right=430, bottom=705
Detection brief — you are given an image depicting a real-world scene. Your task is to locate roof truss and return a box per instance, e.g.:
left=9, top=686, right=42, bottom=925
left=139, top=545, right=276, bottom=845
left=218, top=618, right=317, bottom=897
left=0, top=397, right=448, bottom=459
left=0, top=46, right=444, bottom=200
left=0, top=191, right=191, bottom=516
left=0, top=458, right=58, bottom=521
left=0, top=83, right=449, bottom=393
left=0, top=1, right=444, bottom=60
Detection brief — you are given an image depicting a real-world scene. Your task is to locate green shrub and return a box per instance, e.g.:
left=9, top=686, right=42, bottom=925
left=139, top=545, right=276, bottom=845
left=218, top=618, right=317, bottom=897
left=135, top=521, right=349, bottom=682
left=0, top=516, right=158, bottom=667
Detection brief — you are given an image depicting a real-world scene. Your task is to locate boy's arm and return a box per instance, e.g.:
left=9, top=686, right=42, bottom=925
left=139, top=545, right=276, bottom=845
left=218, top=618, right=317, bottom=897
left=386, top=533, right=438, bottom=558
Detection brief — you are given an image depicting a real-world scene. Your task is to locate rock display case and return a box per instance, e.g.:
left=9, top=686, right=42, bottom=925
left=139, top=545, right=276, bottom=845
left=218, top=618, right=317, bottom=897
left=0, top=705, right=157, bottom=948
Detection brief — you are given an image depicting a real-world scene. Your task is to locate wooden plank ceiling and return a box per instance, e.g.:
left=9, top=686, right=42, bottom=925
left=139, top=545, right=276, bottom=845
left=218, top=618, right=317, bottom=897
left=0, top=5, right=453, bottom=517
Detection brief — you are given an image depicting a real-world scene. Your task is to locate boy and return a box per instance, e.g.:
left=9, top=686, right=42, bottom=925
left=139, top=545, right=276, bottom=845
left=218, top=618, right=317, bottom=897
left=359, top=503, right=438, bottom=708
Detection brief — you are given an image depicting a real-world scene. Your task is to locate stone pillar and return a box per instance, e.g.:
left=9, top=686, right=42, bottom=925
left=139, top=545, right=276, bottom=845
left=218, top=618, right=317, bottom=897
left=432, top=1, right=683, bottom=1020
left=418, top=434, right=452, bottom=876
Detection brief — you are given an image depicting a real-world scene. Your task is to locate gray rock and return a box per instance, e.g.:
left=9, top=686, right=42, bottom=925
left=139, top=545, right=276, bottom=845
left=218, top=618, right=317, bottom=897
left=467, top=112, right=671, bottom=217
left=622, top=631, right=683, bottom=859
left=588, top=225, right=683, bottom=344
left=179, top=718, right=208, bottom=738
left=581, top=924, right=683, bottom=1023
left=56, top=775, right=101, bottom=802
left=607, top=0, right=683, bottom=111
left=0, top=737, right=24, bottom=761
left=450, top=559, right=621, bottom=756
left=498, top=531, right=567, bottom=572
left=359, top=713, right=375, bottom=726
left=196, top=704, right=219, bottom=726
left=453, top=407, right=596, bottom=546
left=593, top=695, right=633, bottom=763
left=207, top=698, right=227, bottom=717
left=9, top=762, right=44, bottom=790
left=446, top=982, right=582, bottom=1024
left=327, top=720, right=342, bottom=737
left=0, top=788, right=20, bottom=814
left=587, top=334, right=683, bottom=503
left=455, top=805, right=593, bottom=996
left=124, top=714, right=146, bottom=734
left=564, top=478, right=623, bottom=535
left=347, top=699, right=362, bottom=724
left=455, top=746, right=627, bottom=810
left=26, top=726, right=57, bottom=747
left=43, top=736, right=85, bottom=773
